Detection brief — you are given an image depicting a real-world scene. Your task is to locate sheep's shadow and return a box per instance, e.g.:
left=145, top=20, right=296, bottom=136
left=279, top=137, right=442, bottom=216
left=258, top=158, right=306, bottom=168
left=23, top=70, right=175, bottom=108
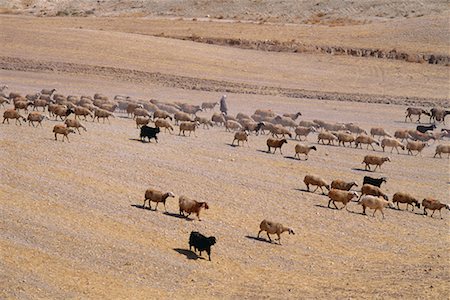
left=294, top=188, right=327, bottom=196
left=226, top=143, right=238, bottom=148
left=173, top=248, right=204, bottom=260
left=163, top=212, right=194, bottom=221
left=131, top=204, right=153, bottom=211
left=245, top=235, right=278, bottom=245
left=346, top=209, right=366, bottom=216
left=284, top=155, right=300, bottom=161
left=314, top=204, right=334, bottom=210
left=256, top=149, right=273, bottom=154
left=351, top=168, right=372, bottom=172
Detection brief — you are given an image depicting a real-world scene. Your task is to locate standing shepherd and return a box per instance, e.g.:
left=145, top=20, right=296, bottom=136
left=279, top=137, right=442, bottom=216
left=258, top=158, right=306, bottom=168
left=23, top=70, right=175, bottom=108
left=219, top=94, right=228, bottom=115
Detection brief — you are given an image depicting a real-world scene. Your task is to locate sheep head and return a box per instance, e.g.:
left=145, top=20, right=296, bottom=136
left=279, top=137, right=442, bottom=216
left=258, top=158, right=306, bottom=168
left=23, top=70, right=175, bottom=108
left=207, top=236, right=217, bottom=246
left=288, top=228, right=295, bottom=235
left=201, top=202, right=209, bottom=210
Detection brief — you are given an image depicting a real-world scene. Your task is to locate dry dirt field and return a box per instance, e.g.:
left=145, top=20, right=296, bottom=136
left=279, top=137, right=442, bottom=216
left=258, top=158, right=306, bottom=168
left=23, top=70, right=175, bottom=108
left=1, top=2, right=449, bottom=299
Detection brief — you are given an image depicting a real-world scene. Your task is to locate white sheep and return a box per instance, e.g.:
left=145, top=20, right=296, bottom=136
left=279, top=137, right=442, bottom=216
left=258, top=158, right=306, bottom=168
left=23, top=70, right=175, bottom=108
left=257, top=219, right=294, bottom=245
left=358, top=195, right=394, bottom=219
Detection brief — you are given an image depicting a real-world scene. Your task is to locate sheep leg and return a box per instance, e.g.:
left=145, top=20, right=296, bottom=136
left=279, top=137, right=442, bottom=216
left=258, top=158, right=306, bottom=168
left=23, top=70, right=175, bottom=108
left=423, top=208, right=427, bottom=216
left=312, top=186, right=319, bottom=193
left=207, top=249, right=211, bottom=261
left=305, top=184, right=310, bottom=192
left=439, top=210, right=443, bottom=219
left=154, top=202, right=159, bottom=211
left=54, top=133, right=58, bottom=141
left=163, top=202, right=167, bottom=212
left=430, top=210, right=435, bottom=218
left=257, top=230, right=262, bottom=238
left=362, top=206, right=367, bottom=215
left=143, top=199, right=147, bottom=209
left=327, top=199, right=333, bottom=208
left=266, top=232, right=272, bottom=242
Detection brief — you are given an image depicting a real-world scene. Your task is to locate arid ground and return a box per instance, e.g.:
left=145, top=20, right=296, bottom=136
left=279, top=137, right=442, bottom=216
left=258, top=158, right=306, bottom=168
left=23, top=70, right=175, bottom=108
left=0, top=1, right=449, bottom=299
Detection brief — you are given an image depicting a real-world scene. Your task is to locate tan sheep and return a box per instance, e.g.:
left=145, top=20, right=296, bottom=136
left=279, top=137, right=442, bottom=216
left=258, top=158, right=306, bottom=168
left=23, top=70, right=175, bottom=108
left=0, top=96, right=10, bottom=108
left=381, top=138, right=405, bottom=154
left=294, top=126, right=316, bottom=141
left=434, top=144, right=450, bottom=158
left=317, top=132, right=337, bottom=145
left=155, top=119, right=174, bottom=133
left=195, top=116, right=214, bottom=129
left=257, top=219, right=294, bottom=245
left=272, top=115, right=298, bottom=129
left=355, top=135, right=380, bottom=150
left=126, top=103, right=143, bottom=118
left=143, top=189, right=175, bottom=212
left=362, top=155, right=391, bottom=171
left=422, top=198, right=450, bottom=218
left=64, top=119, right=87, bottom=134
left=344, top=123, right=367, bottom=135
left=294, top=144, right=316, bottom=160
left=179, top=195, right=209, bottom=221
left=336, top=132, right=355, bottom=147
left=14, top=100, right=33, bottom=113
left=370, top=127, right=391, bottom=140
left=394, top=130, right=411, bottom=142
left=330, top=180, right=358, bottom=191
left=298, top=120, right=319, bottom=129
left=360, top=184, right=389, bottom=200
left=232, top=131, right=249, bottom=147
left=133, top=108, right=151, bottom=119
left=225, top=120, right=243, bottom=132
left=270, top=124, right=292, bottom=138
left=3, top=109, right=26, bottom=125
left=406, top=141, right=427, bottom=156
left=392, top=192, right=420, bottom=211
left=211, top=112, right=226, bottom=126
left=74, top=106, right=94, bottom=120
left=53, top=124, right=75, bottom=142
left=174, top=111, right=194, bottom=125
left=254, top=109, right=276, bottom=118
left=236, top=112, right=252, bottom=120
left=153, top=109, right=172, bottom=121
left=358, top=195, right=393, bottom=219
left=201, top=101, right=218, bottom=111
left=32, top=99, right=49, bottom=111
left=179, top=121, right=200, bottom=137
left=94, top=108, right=115, bottom=123
left=304, top=175, right=329, bottom=194
left=283, top=112, right=302, bottom=121
left=327, top=189, right=359, bottom=210
left=266, top=138, right=287, bottom=154
left=135, top=116, right=151, bottom=128
left=27, top=112, right=47, bottom=127
left=405, top=107, right=429, bottom=123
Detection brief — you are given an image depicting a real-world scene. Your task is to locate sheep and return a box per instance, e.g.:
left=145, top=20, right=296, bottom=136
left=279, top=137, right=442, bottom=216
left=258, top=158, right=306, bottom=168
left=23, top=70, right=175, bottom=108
left=201, top=102, right=218, bottom=111
left=408, top=130, right=434, bottom=142
left=133, top=108, right=151, bottom=119
left=243, top=121, right=265, bottom=135
left=327, top=189, right=359, bottom=210
left=330, top=179, right=358, bottom=191
left=224, top=114, right=238, bottom=122
left=344, top=123, right=367, bottom=135
left=270, top=124, right=292, bottom=138
left=406, top=141, right=427, bottom=156
left=14, top=100, right=33, bottom=113
left=336, top=132, right=355, bottom=147
left=53, top=124, right=75, bottom=142
left=64, top=119, right=87, bottom=134
left=178, top=195, right=209, bottom=221
left=194, top=116, right=214, bottom=129
left=26, top=93, right=41, bottom=102
left=142, top=102, right=159, bottom=113
left=53, top=106, right=74, bottom=121
left=434, top=144, right=450, bottom=158
left=0, top=96, right=10, bottom=108
left=174, top=111, right=194, bottom=125
left=283, top=112, right=302, bottom=121
left=294, top=144, right=316, bottom=160
left=257, top=219, right=294, bottom=245
left=189, top=231, right=217, bottom=261
left=254, top=109, right=276, bottom=118
left=359, top=184, right=389, bottom=200
left=3, top=109, right=26, bottom=125
left=416, top=124, right=436, bottom=134
left=294, top=126, right=316, bottom=141
left=363, top=176, right=387, bottom=188
left=8, top=92, right=21, bottom=100
left=142, top=189, right=175, bottom=211
left=135, top=116, right=151, bottom=128
left=155, top=118, right=174, bottom=133
left=317, top=132, right=337, bottom=145
left=74, top=106, right=94, bottom=120
left=211, top=112, right=226, bottom=126
left=362, top=155, right=390, bottom=171
left=358, top=195, right=393, bottom=218
left=394, top=130, right=411, bottom=142
left=94, top=109, right=114, bottom=123
left=381, top=138, right=405, bottom=154
left=27, top=112, right=47, bottom=127
left=355, top=135, right=380, bottom=150
left=67, top=95, right=80, bottom=104
left=272, top=116, right=298, bottom=129
left=32, top=99, right=50, bottom=111
left=180, top=104, right=202, bottom=116
left=266, top=138, right=287, bottom=154
left=303, top=174, right=329, bottom=194
left=322, top=122, right=346, bottom=132
left=370, top=127, right=391, bottom=140
left=225, top=120, right=243, bottom=132
left=41, top=88, right=56, bottom=96
left=179, top=121, right=200, bottom=137
left=152, top=110, right=172, bottom=121
left=298, top=120, right=319, bottom=129
left=392, top=192, right=420, bottom=211
left=430, top=108, right=450, bottom=124
left=422, top=198, right=450, bottom=218
left=405, top=107, right=430, bottom=123
left=232, top=131, right=249, bottom=147
left=236, top=112, right=252, bottom=120
left=156, top=103, right=180, bottom=115
left=125, top=103, right=143, bottom=117
left=100, top=103, right=118, bottom=113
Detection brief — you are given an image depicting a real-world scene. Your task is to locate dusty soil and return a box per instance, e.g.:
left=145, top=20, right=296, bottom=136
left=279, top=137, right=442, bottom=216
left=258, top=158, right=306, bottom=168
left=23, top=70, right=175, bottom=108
left=1, top=3, right=449, bottom=299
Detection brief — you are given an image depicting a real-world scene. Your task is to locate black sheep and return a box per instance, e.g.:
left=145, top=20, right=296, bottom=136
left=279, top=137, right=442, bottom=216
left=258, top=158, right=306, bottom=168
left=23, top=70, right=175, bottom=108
left=416, top=124, right=436, bottom=134
left=189, top=231, right=216, bottom=261
left=363, top=176, right=387, bottom=188
left=140, top=125, right=160, bottom=143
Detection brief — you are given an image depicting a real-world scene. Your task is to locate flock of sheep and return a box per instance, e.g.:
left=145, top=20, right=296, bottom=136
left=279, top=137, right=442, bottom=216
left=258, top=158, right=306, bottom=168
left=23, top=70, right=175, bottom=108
left=1, top=85, right=449, bottom=259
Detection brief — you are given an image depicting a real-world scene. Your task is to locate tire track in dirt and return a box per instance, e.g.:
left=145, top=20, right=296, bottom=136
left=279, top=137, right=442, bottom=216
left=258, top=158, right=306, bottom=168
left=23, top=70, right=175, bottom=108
left=1, top=56, right=448, bottom=107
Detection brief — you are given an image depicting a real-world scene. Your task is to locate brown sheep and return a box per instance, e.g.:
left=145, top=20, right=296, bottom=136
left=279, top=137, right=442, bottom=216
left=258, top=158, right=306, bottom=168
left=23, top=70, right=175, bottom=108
left=232, top=131, right=249, bottom=147
left=126, top=103, right=143, bottom=118
left=74, top=106, right=94, bottom=120
left=135, top=116, right=151, bottom=128
left=270, top=124, right=292, bottom=138
left=179, top=195, right=209, bottom=221
left=225, top=120, right=243, bottom=132
left=3, top=109, right=26, bottom=125
left=155, top=119, right=174, bottom=133
left=53, top=124, right=75, bottom=142
left=422, top=198, right=449, bottom=218
left=153, top=109, right=172, bottom=121
left=330, top=180, right=358, bottom=191
left=405, top=107, right=430, bottom=123
left=254, top=109, right=276, bottom=118
left=174, top=111, right=194, bottom=125
left=392, top=192, right=420, bottom=211
left=317, top=132, right=337, bottom=145
left=94, top=109, right=114, bottom=123
left=283, top=112, right=302, bottom=121
left=359, top=184, right=389, bottom=200
left=201, top=101, right=218, bottom=111
left=370, top=127, right=391, bottom=140
left=381, top=138, right=405, bottom=154
left=211, top=112, right=226, bottom=126
left=394, top=130, right=411, bottom=142
left=257, top=220, right=294, bottom=245
left=362, top=155, right=391, bottom=171
left=355, top=135, right=380, bottom=150
left=406, top=141, right=427, bottom=156
left=143, top=189, right=175, bottom=212
left=179, top=121, right=200, bottom=137
left=14, top=100, right=33, bottom=113
left=133, top=108, right=151, bottom=119
left=294, top=126, right=316, bottom=141
left=434, top=144, right=450, bottom=158
left=327, top=189, right=359, bottom=210
left=27, top=112, right=47, bottom=127
left=344, top=123, right=367, bottom=135
left=266, top=138, right=287, bottom=154
left=64, top=119, right=87, bottom=134
left=336, top=132, right=355, bottom=147
left=304, top=175, right=329, bottom=194
left=294, top=144, right=316, bottom=160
